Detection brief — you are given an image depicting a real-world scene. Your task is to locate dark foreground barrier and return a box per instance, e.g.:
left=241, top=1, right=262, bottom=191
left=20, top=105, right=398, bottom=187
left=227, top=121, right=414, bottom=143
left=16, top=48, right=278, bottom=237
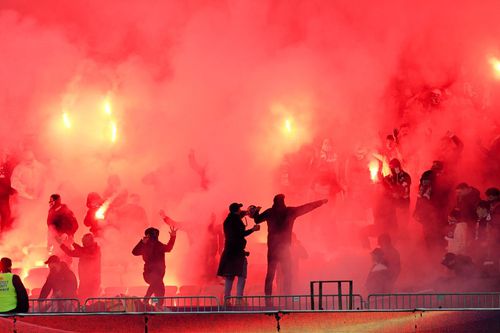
left=2, top=310, right=500, bottom=333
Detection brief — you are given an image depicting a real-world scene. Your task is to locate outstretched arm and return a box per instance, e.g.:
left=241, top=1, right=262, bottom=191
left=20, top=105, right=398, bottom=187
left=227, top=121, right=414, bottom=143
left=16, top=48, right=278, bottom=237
left=253, top=208, right=270, bottom=224
left=291, top=199, right=328, bottom=218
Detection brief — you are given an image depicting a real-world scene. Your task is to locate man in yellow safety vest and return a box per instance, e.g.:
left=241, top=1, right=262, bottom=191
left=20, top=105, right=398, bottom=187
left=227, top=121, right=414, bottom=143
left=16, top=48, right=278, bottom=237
left=0, top=257, right=29, bottom=313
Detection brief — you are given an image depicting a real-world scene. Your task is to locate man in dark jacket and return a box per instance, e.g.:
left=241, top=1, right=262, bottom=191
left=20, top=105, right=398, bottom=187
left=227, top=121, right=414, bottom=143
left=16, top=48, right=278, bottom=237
left=253, top=194, right=328, bottom=296
left=0, top=257, right=29, bottom=313
left=61, top=233, right=101, bottom=301
left=47, top=194, right=79, bottom=260
left=132, top=226, right=176, bottom=306
left=454, top=183, right=481, bottom=241
left=217, top=203, right=260, bottom=301
left=40, top=255, right=78, bottom=299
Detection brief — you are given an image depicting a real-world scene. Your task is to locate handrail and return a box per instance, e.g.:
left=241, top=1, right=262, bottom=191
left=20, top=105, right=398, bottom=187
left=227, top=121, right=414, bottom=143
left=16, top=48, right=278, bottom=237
left=83, top=296, right=219, bottom=312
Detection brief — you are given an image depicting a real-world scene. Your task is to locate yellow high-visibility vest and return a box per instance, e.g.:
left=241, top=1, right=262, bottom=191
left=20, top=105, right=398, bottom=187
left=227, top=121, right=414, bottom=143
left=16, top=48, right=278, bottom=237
left=0, top=273, right=17, bottom=312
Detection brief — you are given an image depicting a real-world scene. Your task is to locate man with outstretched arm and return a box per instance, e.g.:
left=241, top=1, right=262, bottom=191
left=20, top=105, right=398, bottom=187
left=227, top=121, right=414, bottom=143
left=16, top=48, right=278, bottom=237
left=252, top=194, right=328, bottom=297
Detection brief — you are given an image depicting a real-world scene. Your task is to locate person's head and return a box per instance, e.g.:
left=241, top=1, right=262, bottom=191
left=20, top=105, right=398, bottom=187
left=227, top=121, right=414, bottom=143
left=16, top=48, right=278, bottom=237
left=0, top=257, right=12, bottom=273
left=22, top=150, right=35, bottom=165
left=420, top=170, right=434, bottom=186
left=144, top=227, right=160, bottom=241
left=431, top=160, right=444, bottom=174
left=371, top=248, right=385, bottom=264
left=386, top=135, right=396, bottom=150
left=441, top=252, right=456, bottom=269
left=321, top=138, right=333, bottom=153
left=477, top=201, right=491, bottom=219
left=377, top=234, right=392, bottom=248
left=49, top=194, right=61, bottom=209
left=430, top=88, right=442, bottom=105
left=455, top=183, right=470, bottom=197
left=273, top=194, right=286, bottom=208
left=448, top=208, right=461, bottom=223
left=82, top=233, right=95, bottom=247
left=86, top=192, right=103, bottom=209
left=229, top=202, right=247, bottom=218
left=485, top=188, right=500, bottom=203
left=389, top=158, right=401, bottom=174
left=45, top=255, right=62, bottom=272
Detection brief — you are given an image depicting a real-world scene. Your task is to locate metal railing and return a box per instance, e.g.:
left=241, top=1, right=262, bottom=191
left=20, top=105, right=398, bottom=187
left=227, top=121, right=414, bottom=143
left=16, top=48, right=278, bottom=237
left=367, top=293, right=500, bottom=310
left=29, top=298, right=81, bottom=313
left=310, top=280, right=354, bottom=310
left=83, top=296, right=219, bottom=312
left=223, top=294, right=364, bottom=311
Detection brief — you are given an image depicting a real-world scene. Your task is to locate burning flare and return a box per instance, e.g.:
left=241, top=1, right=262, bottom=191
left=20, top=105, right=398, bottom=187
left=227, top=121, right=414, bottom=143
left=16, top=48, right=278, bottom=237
left=62, top=112, right=71, bottom=129
left=95, top=200, right=111, bottom=220
left=368, top=159, right=380, bottom=182
left=489, top=57, right=500, bottom=79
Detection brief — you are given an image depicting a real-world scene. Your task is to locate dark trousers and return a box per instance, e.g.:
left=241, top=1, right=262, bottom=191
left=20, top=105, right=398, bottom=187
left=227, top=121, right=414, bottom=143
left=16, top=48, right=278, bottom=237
left=265, top=248, right=292, bottom=296
left=0, top=197, right=12, bottom=232
left=144, top=270, right=165, bottom=306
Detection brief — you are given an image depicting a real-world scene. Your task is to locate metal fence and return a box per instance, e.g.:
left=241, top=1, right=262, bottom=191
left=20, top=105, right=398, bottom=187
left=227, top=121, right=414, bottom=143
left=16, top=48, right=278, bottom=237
left=29, top=298, right=81, bottom=313
left=83, top=296, right=219, bottom=313
left=367, top=293, right=500, bottom=310
left=223, top=294, right=364, bottom=312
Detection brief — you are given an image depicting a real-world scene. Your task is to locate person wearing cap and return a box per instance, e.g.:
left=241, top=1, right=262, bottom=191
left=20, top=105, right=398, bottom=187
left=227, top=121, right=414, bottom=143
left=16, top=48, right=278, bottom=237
left=0, top=257, right=29, bottom=313
left=132, top=225, right=177, bottom=307
left=60, top=233, right=101, bottom=301
left=252, top=194, right=328, bottom=296
left=39, top=255, right=78, bottom=299
left=217, top=203, right=260, bottom=302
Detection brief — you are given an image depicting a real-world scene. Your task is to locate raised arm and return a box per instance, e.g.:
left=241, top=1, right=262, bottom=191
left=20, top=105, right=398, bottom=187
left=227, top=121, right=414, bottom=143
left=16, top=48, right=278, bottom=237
left=291, top=199, right=328, bottom=218
left=60, top=243, right=85, bottom=258
left=163, top=227, right=177, bottom=253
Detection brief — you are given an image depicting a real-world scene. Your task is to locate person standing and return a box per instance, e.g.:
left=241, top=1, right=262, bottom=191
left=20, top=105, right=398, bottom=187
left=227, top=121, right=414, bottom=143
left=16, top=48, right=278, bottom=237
left=0, top=257, right=29, bottom=313
left=60, top=233, right=101, bottom=301
left=217, top=203, right=260, bottom=303
left=0, top=150, right=14, bottom=233
left=47, top=194, right=79, bottom=260
left=253, top=194, right=328, bottom=296
left=132, top=226, right=176, bottom=307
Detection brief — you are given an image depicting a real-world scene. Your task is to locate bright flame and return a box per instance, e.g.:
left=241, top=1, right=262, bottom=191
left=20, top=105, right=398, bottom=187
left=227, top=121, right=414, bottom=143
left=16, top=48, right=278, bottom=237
left=110, top=121, right=117, bottom=143
left=62, top=112, right=71, bottom=129
left=368, top=160, right=380, bottom=182
left=489, top=57, right=500, bottom=79
left=104, top=99, right=112, bottom=115
left=284, top=117, right=293, bottom=133
left=95, top=201, right=111, bottom=220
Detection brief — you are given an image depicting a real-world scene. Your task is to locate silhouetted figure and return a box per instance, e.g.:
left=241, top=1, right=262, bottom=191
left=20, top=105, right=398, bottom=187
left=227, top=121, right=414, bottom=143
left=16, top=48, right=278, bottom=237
left=253, top=194, right=328, bottom=296
left=0, top=257, right=29, bottom=313
left=132, top=226, right=176, bottom=307
left=83, top=192, right=104, bottom=237
left=381, top=158, right=411, bottom=229
left=377, top=234, right=400, bottom=291
left=217, top=203, right=260, bottom=301
left=366, top=248, right=391, bottom=294
left=40, top=255, right=78, bottom=299
left=441, top=252, right=478, bottom=278
left=0, top=150, right=14, bottom=233
left=61, top=233, right=101, bottom=301
left=47, top=194, right=79, bottom=260
left=454, top=183, right=481, bottom=240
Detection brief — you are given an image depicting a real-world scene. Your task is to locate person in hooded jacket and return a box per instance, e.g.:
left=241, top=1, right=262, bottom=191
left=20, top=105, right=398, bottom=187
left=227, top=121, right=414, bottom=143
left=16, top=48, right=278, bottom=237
left=252, top=194, right=328, bottom=296
left=61, top=233, right=101, bottom=301
left=47, top=194, right=79, bottom=262
left=83, top=192, right=104, bottom=237
left=132, top=226, right=176, bottom=307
